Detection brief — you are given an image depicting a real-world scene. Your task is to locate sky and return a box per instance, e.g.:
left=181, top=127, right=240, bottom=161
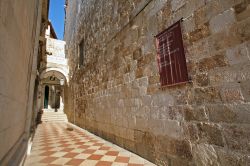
left=49, top=0, right=65, bottom=40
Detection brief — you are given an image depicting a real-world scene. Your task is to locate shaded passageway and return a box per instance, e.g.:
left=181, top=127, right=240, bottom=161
left=24, top=122, right=155, bottom=166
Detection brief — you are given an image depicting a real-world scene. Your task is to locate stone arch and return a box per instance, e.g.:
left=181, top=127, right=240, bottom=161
left=40, top=68, right=69, bottom=83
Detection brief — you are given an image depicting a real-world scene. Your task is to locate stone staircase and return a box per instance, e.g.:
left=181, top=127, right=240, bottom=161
left=41, top=110, right=68, bottom=122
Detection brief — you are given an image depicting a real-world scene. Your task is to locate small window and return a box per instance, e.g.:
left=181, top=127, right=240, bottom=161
left=155, top=20, right=188, bottom=86
left=79, top=39, right=84, bottom=67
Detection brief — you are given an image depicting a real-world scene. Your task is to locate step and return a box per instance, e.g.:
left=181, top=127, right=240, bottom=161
left=41, top=112, right=68, bottom=122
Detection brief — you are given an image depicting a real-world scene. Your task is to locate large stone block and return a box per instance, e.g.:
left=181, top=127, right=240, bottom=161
left=234, top=1, right=250, bottom=21
left=230, top=17, right=250, bottom=42
left=216, top=147, right=248, bottom=166
left=197, top=52, right=228, bottom=72
left=208, top=66, right=238, bottom=86
left=195, top=73, right=209, bottom=87
left=171, top=0, right=185, bottom=11
left=240, top=80, right=250, bottom=102
left=187, top=22, right=210, bottom=43
left=151, top=93, right=175, bottom=107
left=134, top=130, right=156, bottom=163
left=192, top=144, right=219, bottom=166
left=194, top=87, right=222, bottom=105
left=206, top=104, right=250, bottom=124
left=226, top=42, right=249, bottom=65
left=219, top=83, right=244, bottom=103
left=156, top=136, right=193, bottom=160
left=222, top=124, right=250, bottom=153
left=185, top=123, right=199, bottom=142
left=183, top=106, right=208, bottom=122
left=197, top=123, right=224, bottom=146
left=209, top=8, right=236, bottom=34
left=149, top=119, right=184, bottom=139
left=236, top=63, right=250, bottom=82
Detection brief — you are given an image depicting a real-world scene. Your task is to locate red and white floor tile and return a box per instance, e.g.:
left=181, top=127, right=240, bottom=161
left=24, top=122, right=155, bottom=166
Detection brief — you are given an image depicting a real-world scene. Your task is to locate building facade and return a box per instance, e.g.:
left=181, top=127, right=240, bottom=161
left=39, top=23, right=68, bottom=113
left=0, top=0, right=50, bottom=165
left=64, top=0, right=250, bottom=165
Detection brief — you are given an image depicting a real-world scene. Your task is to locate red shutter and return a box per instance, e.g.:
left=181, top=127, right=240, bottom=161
left=156, top=20, right=188, bottom=87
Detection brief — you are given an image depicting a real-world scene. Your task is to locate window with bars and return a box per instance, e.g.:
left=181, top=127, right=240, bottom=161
left=78, top=39, right=84, bottom=67
left=155, top=20, right=189, bottom=87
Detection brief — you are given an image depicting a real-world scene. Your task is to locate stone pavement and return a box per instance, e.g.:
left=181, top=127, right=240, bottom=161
left=24, top=122, right=155, bottom=166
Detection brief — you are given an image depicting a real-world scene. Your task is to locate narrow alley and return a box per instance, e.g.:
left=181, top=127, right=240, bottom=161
left=1, top=0, right=250, bottom=166
left=24, top=122, right=155, bottom=166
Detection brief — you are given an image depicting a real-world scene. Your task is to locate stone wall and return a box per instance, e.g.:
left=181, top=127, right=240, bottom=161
left=64, top=0, right=250, bottom=165
left=0, top=0, right=41, bottom=163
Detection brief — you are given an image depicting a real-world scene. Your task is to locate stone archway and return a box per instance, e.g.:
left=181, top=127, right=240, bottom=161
left=40, top=68, right=69, bottom=83
left=39, top=69, right=68, bottom=112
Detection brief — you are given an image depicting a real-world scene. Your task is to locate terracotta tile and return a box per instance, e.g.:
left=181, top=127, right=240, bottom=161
left=63, top=152, right=79, bottom=158
left=93, top=143, right=104, bottom=146
left=88, top=154, right=104, bottom=160
left=78, top=145, right=90, bottom=149
left=60, top=143, right=71, bottom=147
left=40, top=151, right=57, bottom=156
left=66, top=159, right=85, bottom=165
left=40, top=157, right=58, bottom=163
left=82, top=149, right=96, bottom=154
left=99, top=146, right=111, bottom=150
left=62, top=148, right=74, bottom=152
left=106, top=151, right=119, bottom=156
left=41, top=147, right=53, bottom=151
left=96, top=161, right=113, bottom=166
left=75, top=142, right=86, bottom=145
left=89, top=140, right=98, bottom=143
left=115, top=156, right=130, bottom=163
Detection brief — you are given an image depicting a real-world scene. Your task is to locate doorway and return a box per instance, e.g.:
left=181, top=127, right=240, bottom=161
left=44, top=85, right=49, bottom=109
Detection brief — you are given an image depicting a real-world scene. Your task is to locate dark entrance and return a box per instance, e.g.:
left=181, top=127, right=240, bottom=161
left=44, top=85, right=49, bottom=109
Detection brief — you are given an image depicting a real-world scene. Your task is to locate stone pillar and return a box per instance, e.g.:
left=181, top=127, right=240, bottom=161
left=48, top=85, right=53, bottom=109
left=59, top=88, right=64, bottom=111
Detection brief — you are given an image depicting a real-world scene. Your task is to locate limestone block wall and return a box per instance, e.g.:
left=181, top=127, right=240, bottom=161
left=0, top=0, right=40, bottom=163
left=64, top=0, right=250, bottom=165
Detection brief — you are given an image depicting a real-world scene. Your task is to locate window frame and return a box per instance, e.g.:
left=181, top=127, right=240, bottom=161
left=155, top=20, right=189, bottom=87
left=78, top=39, right=84, bottom=68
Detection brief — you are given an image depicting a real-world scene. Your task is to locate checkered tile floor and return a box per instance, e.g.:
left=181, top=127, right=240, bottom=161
left=24, top=122, right=155, bottom=166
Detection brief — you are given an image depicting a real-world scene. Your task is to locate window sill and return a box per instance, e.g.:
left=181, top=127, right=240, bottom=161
left=160, top=80, right=192, bottom=88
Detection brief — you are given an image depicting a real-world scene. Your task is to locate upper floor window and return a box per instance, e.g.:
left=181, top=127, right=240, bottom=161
left=155, top=20, right=189, bottom=86
left=79, top=39, right=84, bottom=67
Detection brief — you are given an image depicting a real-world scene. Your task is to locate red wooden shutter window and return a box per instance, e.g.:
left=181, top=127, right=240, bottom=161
left=155, top=20, right=188, bottom=86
